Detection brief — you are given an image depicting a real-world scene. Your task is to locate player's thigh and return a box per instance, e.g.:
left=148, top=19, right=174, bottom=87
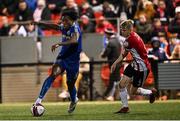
left=119, top=64, right=134, bottom=89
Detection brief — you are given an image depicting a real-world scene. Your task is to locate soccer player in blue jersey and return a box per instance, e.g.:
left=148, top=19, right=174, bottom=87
left=33, top=10, right=82, bottom=113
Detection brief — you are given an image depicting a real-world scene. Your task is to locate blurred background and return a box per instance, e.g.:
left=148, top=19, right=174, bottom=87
left=0, top=0, right=179, bottom=103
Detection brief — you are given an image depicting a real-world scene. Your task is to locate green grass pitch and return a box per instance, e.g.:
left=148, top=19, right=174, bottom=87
left=0, top=100, right=180, bottom=120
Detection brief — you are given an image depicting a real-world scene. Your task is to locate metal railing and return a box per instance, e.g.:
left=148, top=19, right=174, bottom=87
left=0, top=59, right=179, bottom=103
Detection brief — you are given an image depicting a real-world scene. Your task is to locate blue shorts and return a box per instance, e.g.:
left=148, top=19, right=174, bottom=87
left=55, top=58, right=79, bottom=81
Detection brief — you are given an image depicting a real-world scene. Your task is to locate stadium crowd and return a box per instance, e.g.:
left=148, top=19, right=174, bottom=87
left=0, top=0, right=179, bottom=100
left=0, top=0, right=179, bottom=57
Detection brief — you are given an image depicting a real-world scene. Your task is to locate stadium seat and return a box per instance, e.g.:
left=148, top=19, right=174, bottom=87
left=43, top=30, right=53, bottom=36
left=75, top=0, right=86, bottom=6
left=94, top=11, right=103, bottom=24
left=52, top=30, right=61, bottom=36
left=51, top=14, right=61, bottom=23
left=0, top=16, right=3, bottom=28
left=144, top=69, right=154, bottom=86
left=0, top=15, right=14, bottom=28
left=8, top=15, right=14, bottom=23
left=94, top=11, right=103, bottom=19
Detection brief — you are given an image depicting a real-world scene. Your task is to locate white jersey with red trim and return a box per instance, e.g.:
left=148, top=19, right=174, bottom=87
left=123, top=32, right=150, bottom=71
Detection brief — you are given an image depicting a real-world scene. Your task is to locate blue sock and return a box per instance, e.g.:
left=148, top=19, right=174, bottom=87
left=39, top=76, right=55, bottom=99
left=69, top=86, right=77, bottom=102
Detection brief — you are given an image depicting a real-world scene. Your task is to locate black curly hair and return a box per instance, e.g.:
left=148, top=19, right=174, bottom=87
left=62, top=10, right=79, bottom=21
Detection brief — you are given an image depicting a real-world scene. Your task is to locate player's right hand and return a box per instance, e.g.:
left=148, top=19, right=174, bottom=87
left=51, top=44, right=59, bottom=53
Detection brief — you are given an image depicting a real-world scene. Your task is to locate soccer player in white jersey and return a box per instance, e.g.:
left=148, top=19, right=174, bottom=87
left=111, top=19, right=157, bottom=113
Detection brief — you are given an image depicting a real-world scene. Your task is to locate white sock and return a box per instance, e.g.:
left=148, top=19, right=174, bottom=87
left=109, top=82, right=116, bottom=97
left=137, top=87, right=152, bottom=96
left=35, top=98, right=42, bottom=104
left=119, top=88, right=128, bottom=107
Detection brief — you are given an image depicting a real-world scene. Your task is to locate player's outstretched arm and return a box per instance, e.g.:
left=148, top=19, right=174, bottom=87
left=33, top=21, right=60, bottom=30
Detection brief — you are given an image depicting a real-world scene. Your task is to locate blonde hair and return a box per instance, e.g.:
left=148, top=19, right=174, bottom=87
left=120, top=19, right=134, bottom=30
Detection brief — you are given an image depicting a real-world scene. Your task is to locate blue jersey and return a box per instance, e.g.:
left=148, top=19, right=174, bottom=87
left=55, top=22, right=82, bottom=72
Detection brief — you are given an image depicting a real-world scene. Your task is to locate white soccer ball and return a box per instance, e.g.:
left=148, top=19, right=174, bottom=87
left=31, top=103, right=45, bottom=117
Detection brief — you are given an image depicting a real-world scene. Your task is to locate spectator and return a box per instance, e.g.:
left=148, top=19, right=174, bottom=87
left=134, top=0, right=146, bottom=21
left=25, top=0, right=37, bottom=11
left=61, top=0, right=79, bottom=16
left=134, top=0, right=155, bottom=22
left=79, top=1, right=96, bottom=32
left=148, top=37, right=169, bottom=61
left=118, top=0, right=137, bottom=20
left=154, top=0, right=169, bottom=25
left=135, top=14, right=152, bottom=43
left=151, top=18, right=167, bottom=38
left=15, top=0, right=33, bottom=22
left=159, top=34, right=169, bottom=51
left=164, top=0, right=176, bottom=18
left=87, top=0, right=103, bottom=7
left=33, top=0, right=51, bottom=59
left=170, top=44, right=180, bottom=62
left=143, top=1, right=156, bottom=22
left=102, top=1, right=117, bottom=25
left=168, top=34, right=179, bottom=56
left=9, top=0, right=33, bottom=36
left=80, top=2, right=95, bottom=20
left=33, top=0, right=51, bottom=30
left=148, top=37, right=169, bottom=101
left=96, top=16, right=115, bottom=34
left=0, top=16, right=11, bottom=36
left=46, top=0, right=66, bottom=14
left=0, top=0, right=18, bottom=16
left=26, top=23, right=43, bottom=62
left=80, top=15, right=95, bottom=33
left=100, top=28, right=123, bottom=101
left=168, top=6, right=180, bottom=39
left=169, top=43, right=179, bottom=97
left=104, top=0, right=119, bottom=7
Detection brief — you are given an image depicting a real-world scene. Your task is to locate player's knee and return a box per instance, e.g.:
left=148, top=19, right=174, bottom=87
left=119, top=81, right=126, bottom=89
left=66, top=73, right=78, bottom=91
left=66, top=81, right=71, bottom=87
left=50, top=70, right=57, bottom=77
left=67, top=80, right=75, bottom=91
left=50, top=65, right=60, bottom=77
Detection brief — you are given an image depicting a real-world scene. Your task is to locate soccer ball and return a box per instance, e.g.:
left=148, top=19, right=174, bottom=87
left=31, top=103, right=45, bottom=117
